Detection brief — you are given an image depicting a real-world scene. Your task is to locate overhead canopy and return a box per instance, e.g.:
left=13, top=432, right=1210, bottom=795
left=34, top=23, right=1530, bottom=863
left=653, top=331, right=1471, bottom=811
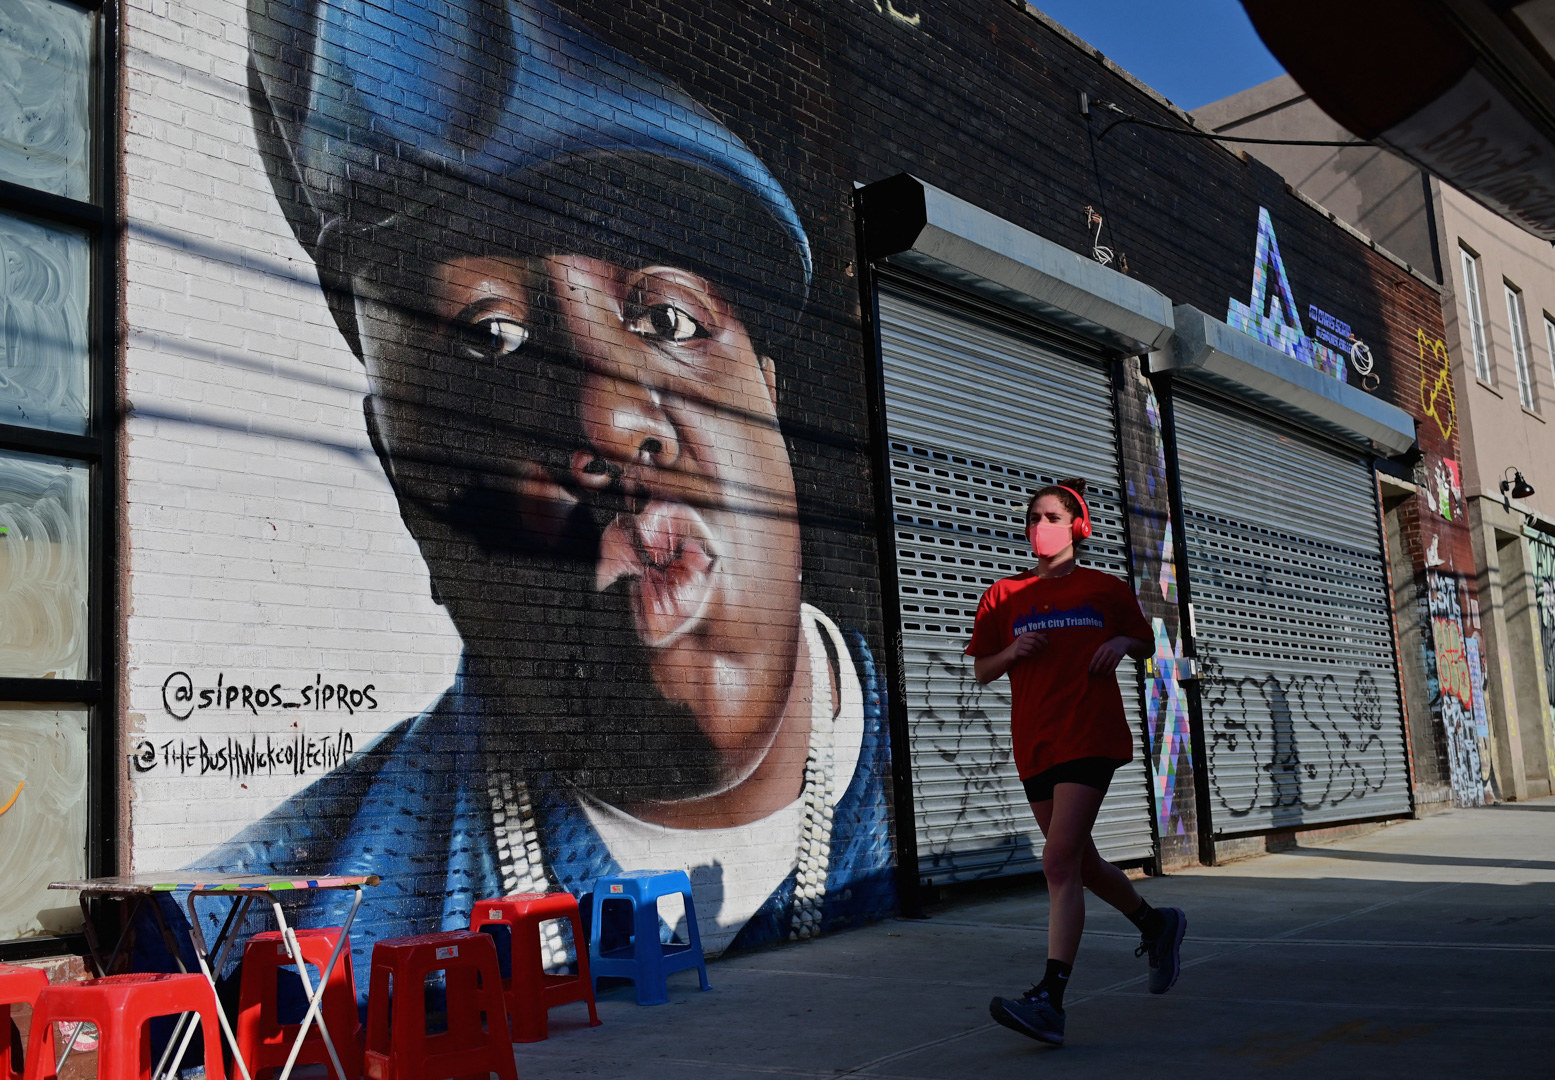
left=1161, top=306, right=1419, bottom=455
left=855, top=174, right=1177, bottom=355
left=1241, top=0, right=1555, bottom=242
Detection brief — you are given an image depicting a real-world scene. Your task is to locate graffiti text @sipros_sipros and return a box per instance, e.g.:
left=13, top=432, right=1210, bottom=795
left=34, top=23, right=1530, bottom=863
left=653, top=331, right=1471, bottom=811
left=161, top=671, right=378, bottom=720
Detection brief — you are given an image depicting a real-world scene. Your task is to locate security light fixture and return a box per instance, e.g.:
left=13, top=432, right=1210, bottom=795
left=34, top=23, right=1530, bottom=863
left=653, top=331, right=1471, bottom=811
left=1500, top=467, right=1536, bottom=501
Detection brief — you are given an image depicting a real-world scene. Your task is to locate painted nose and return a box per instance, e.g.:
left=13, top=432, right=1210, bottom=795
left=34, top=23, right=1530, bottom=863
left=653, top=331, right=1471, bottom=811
left=571, top=375, right=681, bottom=490
left=542, top=254, right=682, bottom=491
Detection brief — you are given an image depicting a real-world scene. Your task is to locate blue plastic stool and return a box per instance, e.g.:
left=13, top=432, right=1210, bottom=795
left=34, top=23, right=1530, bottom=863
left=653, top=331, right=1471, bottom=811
left=587, top=871, right=711, bottom=1006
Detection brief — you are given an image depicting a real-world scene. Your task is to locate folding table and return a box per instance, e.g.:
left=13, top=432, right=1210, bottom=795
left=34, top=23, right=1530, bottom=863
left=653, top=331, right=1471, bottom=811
left=51, top=872, right=378, bottom=1080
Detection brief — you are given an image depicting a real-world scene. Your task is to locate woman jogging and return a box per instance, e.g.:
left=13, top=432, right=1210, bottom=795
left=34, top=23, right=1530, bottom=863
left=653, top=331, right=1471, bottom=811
left=967, top=478, right=1185, bottom=1046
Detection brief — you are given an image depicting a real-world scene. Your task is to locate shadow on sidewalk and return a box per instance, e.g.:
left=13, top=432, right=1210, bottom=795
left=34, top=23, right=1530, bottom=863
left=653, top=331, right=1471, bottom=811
left=1280, top=845, right=1555, bottom=872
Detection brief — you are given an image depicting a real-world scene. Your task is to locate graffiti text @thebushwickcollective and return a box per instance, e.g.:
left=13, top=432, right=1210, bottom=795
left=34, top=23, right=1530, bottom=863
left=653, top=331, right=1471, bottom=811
left=131, top=730, right=355, bottom=777
left=161, top=671, right=378, bottom=720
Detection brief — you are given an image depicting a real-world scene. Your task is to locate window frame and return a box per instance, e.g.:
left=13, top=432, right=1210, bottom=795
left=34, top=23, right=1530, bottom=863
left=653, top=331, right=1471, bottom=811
left=1505, top=281, right=1536, bottom=410
left=0, top=0, right=118, bottom=958
left=1545, top=313, right=1555, bottom=396
left=1459, top=246, right=1493, bottom=384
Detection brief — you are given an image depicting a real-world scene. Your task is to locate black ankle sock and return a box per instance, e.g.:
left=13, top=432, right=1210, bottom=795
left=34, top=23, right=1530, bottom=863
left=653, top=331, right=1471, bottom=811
left=1036, top=958, right=1073, bottom=1009
left=1127, top=899, right=1166, bottom=940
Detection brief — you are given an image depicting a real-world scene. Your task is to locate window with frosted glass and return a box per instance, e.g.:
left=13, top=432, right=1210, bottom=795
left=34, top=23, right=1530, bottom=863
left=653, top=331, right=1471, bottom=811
left=0, top=451, right=89, bottom=680
left=0, top=0, right=104, bottom=948
left=0, top=706, right=88, bottom=940
left=0, top=211, right=90, bottom=433
left=0, top=0, right=92, bottom=202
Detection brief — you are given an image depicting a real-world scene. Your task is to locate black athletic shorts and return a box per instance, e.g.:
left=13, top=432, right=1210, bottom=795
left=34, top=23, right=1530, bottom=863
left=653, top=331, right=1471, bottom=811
left=1021, top=756, right=1130, bottom=803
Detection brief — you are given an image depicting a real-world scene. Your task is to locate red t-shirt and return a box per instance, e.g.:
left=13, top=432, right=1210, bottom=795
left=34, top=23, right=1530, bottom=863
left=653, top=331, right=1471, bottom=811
left=964, top=566, right=1153, bottom=779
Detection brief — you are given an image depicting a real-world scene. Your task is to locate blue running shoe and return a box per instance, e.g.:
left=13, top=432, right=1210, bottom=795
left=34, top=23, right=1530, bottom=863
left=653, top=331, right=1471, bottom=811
left=989, top=986, right=1065, bottom=1045
left=1136, top=906, right=1186, bottom=993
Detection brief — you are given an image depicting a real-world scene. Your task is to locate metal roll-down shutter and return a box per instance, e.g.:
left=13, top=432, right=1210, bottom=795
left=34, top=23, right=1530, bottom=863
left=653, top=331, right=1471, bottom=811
left=1174, top=392, right=1412, bottom=835
left=876, top=283, right=1156, bottom=884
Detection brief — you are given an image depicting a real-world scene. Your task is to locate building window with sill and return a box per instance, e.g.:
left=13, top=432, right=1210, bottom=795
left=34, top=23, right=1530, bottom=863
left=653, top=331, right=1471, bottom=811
left=1505, top=282, right=1535, bottom=411
left=1544, top=314, right=1555, bottom=399
left=1460, top=247, right=1493, bottom=384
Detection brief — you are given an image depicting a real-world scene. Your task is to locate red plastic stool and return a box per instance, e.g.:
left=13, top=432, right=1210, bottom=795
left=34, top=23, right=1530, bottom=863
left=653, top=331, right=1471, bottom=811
left=236, top=929, right=362, bottom=1080
left=362, top=931, right=516, bottom=1080
left=0, top=963, right=50, bottom=1080
left=22, top=973, right=225, bottom=1080
left=470, top=894, right=600, bottom=1042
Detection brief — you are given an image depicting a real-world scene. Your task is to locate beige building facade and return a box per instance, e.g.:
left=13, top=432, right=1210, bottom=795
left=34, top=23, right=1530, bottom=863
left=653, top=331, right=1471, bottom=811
left=1438, top=193, right=1555, bottom=801
left=1197, top=76, right=1555, bottom=802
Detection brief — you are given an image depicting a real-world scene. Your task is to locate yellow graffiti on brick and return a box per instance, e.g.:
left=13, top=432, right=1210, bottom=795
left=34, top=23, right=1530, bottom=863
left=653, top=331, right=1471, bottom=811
left=1418, top=329, right=1456, bottom=440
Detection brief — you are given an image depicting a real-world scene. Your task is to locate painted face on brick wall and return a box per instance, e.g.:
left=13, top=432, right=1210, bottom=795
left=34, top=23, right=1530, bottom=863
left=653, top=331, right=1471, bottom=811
left=556, top=254, right=808, bottom=768
left=353, top=235, right=812, bottom=824
left=239, top=0, right=893, bottom=957
left=248, top=0, right=819, bottom=825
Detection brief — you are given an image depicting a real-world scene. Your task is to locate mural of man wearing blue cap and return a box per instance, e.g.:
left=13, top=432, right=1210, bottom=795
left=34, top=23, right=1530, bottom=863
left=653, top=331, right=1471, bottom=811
left=183, top=0, right=894, bottom=978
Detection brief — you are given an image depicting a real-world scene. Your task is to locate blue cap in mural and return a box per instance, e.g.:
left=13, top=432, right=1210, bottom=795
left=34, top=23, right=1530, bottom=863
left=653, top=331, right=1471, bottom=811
left=249, top=0, right=811, bottom=346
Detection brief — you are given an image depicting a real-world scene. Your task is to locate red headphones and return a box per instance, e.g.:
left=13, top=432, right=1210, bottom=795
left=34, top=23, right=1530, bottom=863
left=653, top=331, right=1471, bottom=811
left=1054, top=485, right=1092, bottom=540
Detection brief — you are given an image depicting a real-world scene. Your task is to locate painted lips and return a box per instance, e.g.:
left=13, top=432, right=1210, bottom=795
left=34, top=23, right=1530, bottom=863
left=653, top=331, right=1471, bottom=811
left=596, top=499, right=717, bottom=646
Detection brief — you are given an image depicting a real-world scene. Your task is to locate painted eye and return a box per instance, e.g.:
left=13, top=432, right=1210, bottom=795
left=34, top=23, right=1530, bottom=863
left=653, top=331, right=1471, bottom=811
left=627, top=302, right=707, bottom=343
left=457, top=316, right=530, bottom=360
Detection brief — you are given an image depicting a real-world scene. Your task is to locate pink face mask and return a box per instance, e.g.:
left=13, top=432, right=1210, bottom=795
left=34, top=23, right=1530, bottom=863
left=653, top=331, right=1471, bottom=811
left=1028, top=521, right=1073, bottom=559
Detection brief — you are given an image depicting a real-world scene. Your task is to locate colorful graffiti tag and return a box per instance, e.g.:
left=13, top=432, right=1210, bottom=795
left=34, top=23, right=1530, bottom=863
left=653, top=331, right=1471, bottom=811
left=1117, top=364, right=1195, bottom=847
left=1227, top=207, right=1351, bottom=380
left=1425, top=456, right=1465, bottom=523
left=1424, top=570, right=1487, bottom=806
left=1144, top=620, right=1193, bottom=834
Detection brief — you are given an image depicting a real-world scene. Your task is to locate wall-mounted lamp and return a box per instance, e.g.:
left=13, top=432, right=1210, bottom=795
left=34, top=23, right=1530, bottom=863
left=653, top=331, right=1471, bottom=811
left=1500, top=466, right=1536, bottom=502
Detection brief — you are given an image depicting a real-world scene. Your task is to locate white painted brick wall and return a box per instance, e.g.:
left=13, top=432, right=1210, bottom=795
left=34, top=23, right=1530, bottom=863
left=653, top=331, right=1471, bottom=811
left=122, top=0, right=462, bottom=875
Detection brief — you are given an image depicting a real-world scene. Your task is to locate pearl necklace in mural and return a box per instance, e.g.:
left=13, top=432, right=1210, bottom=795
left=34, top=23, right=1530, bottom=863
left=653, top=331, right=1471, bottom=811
left=790, top=608, right=839, bottom=940
left=486, top=768, right=570, bottom=964
left=486, top=612, right=841, bottom=956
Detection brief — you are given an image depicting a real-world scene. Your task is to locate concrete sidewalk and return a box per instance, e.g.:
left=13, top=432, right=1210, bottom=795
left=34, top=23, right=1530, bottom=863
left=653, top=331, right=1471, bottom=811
left=507, top=802, right=1555, bottom=1078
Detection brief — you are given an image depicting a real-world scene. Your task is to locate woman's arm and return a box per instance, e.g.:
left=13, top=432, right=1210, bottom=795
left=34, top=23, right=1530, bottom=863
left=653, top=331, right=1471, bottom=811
left=973, top=630, right=1047, bottom=684
left=1090, top=574, right=1155, bottom=674
left=1089, top=634, right=1152, bottom=674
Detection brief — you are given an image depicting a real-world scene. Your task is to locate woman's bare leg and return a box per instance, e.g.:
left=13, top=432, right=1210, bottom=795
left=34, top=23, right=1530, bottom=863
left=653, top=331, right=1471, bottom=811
left=1031, top=782, right=1108, bottom=963
left=1080, top=836, right=1144, bottom=914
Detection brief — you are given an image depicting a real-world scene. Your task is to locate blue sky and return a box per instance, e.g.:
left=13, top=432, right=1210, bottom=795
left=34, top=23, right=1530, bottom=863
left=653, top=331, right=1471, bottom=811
left=1032, top=1, right=1285, bottom=111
